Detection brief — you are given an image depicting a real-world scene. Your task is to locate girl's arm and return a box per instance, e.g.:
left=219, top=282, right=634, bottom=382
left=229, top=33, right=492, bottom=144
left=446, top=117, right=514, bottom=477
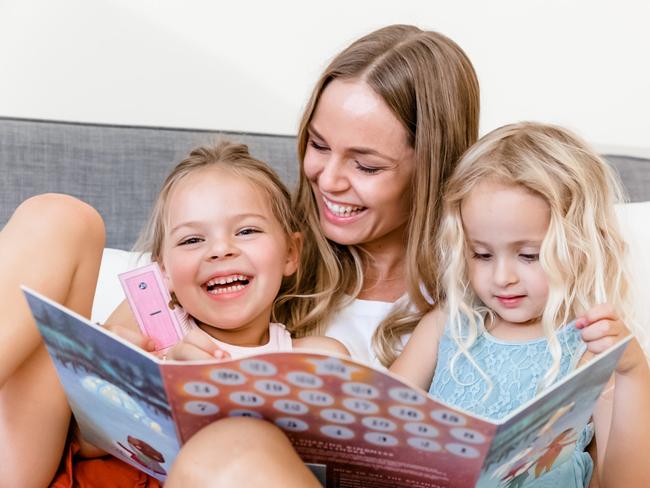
left=577, top=304, right=650, bottom=487
left=389, top=308, right=446, bottom=390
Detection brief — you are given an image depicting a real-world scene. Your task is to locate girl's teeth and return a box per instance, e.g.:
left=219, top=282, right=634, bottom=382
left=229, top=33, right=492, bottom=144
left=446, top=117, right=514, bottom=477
left=207, top=284, right=246, bottom=295
left=206, top=274, right=248, bottom=287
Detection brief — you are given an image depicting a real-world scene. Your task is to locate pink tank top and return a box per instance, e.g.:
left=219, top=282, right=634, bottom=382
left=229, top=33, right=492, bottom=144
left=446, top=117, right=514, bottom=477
left=189, top=320, right=293, bottom=359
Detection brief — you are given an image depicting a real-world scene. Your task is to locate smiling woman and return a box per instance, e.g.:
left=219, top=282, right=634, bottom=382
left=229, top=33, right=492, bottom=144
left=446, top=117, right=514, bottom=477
left=281, top=24, right=480, bottom=369
left=303, top=79, right=415, bottom=255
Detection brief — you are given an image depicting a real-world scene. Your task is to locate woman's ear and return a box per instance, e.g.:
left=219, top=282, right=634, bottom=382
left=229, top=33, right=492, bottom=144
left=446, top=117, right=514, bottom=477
left=283, top=232, right=302, bottom=276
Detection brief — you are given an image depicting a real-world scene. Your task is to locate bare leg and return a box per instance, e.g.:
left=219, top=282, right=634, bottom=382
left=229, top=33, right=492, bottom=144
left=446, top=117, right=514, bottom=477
left=0, top=194, right=105, bottom=487
left=166, top=417, right=321, bottom=487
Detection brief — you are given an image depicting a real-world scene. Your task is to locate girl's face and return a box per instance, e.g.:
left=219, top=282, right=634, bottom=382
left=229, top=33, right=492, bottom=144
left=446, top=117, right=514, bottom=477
left=461, top=180, right=550, bottom=336
left=303, top=79, right=415, bottom=251
left=160, top=168, right=299, bottom=343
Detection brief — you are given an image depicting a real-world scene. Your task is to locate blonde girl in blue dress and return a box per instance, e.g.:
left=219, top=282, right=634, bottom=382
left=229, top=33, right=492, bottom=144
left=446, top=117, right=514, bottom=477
left=391, top=121, right=650, bottom=487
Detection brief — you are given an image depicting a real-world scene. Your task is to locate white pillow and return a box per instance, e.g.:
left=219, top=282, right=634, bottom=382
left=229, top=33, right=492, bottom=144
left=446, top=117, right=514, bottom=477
left=615, top=201, right=650, bottom=354
left=91, top=248, right=151, bottom=324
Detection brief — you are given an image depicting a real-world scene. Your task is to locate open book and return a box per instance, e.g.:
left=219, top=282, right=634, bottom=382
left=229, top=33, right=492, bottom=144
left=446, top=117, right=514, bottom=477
left=24, top=287, right=629, bottom=487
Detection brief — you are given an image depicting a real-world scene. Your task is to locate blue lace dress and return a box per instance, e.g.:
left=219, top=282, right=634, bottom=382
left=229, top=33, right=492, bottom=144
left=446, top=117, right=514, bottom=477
left=428, top=321, right=593, bottom=487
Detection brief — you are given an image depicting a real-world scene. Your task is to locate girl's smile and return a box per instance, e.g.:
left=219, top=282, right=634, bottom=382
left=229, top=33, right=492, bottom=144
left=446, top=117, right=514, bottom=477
left=160, top=167, right=299, bottom=345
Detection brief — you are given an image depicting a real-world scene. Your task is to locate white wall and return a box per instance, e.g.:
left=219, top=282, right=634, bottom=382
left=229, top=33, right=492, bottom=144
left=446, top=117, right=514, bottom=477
left=1, top=0, right=648, bottom=155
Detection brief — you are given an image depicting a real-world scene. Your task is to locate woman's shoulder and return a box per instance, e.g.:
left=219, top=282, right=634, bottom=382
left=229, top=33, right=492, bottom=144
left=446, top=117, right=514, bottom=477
left=293, top=335, right=350, bottom=357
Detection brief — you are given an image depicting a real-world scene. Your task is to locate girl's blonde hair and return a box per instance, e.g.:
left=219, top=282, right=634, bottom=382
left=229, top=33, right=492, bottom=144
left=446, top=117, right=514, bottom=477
left=134, top=141, right=300, bottom=322
left=283, top=24, right=480, bottom=366
left=439, top=121, right=632, bottom=390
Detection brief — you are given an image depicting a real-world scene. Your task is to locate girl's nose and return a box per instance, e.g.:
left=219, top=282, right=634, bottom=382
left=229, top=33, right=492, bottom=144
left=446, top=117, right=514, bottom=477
left=494, top=258, right=518, bottom=287
left=206, top=238, right=238, bottom=260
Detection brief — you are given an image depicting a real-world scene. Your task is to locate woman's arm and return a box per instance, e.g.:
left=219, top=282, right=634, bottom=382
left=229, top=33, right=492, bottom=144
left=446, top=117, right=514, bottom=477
left=389, top=308, right=446, bottom=391
left=294, top=336, right=350, bottom=356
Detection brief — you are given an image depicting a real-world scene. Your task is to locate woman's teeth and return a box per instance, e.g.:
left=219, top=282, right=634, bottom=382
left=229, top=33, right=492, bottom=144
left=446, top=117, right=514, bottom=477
left=324, top=198, right=365, bottom=216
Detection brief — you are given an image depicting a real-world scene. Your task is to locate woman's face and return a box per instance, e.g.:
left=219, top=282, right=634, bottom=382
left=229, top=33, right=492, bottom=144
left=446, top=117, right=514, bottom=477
left=303, top=79, right=415, bottom=250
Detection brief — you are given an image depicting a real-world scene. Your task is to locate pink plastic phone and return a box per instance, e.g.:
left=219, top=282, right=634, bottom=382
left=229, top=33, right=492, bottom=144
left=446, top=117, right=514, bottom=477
left=119, top=263, right=188, bottom=351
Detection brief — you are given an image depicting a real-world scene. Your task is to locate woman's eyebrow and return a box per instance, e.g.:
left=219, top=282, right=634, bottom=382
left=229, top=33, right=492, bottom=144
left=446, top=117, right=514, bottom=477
left=308, top=125, right=396, bottom=161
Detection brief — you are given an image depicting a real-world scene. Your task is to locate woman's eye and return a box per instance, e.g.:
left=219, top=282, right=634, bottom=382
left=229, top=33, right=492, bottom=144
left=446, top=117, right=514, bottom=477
left=309, top=139, right=329, bottom=152
left=354, top=161, right=381, bottom=175
left=472, top=252, right=491, bottom=260
left=520, top=253, right=539, bottom=262
left=179, top=237, right=202, bottom=246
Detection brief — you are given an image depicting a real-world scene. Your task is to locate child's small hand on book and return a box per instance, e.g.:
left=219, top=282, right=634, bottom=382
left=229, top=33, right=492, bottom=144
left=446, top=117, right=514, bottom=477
left=103, top=322, right=157, bottom=353
left=161, top=328, right=230, bottom=361
left=576, top=303, right=643, bottom=375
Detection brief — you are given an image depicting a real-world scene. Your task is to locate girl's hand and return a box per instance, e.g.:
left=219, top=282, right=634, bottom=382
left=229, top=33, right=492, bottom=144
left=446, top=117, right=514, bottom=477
left=102, top=323, right=157, bottom=352
left=162, top=328, right=231, bottom=361
left=576, top=303, right=644, bottom=375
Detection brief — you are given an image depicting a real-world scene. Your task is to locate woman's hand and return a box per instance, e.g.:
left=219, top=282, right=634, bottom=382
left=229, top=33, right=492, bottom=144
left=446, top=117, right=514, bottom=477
left=162, top=328, right=231, bottom=361
left=576, top=303, right=645, bottom=375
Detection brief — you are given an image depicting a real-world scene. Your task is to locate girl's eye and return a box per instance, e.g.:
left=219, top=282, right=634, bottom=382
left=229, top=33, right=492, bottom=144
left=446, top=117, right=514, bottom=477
left=520, top=253, right=539, bottom=262
left=309, top=139, right=329, bottom=152
left=237, top=228, right=261, bottom=236
left=354, top=161, right=381, bottom=175
left=472, top=252, right=492, bottom=260
left=179, top=237, right=202, bottom=246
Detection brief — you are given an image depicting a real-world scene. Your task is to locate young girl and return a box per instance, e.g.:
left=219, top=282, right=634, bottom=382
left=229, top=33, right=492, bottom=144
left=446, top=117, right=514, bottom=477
left=111, top=141, right=349, bottom=361
left=54, top=141, right=348, bottom=486
left=391, top=122, right=650, bottom=487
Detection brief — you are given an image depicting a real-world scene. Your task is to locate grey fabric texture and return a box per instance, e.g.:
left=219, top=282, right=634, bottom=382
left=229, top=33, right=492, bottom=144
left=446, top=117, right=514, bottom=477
left=603, top=154, right=650, bottom=203
left=1, top=117, right=649, bottom=250
left=0, top=117, right=298, bottom=249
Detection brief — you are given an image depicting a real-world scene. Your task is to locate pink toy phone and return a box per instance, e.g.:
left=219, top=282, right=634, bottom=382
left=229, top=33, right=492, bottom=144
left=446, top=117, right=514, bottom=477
left=119, top=263, right=189, bottom=351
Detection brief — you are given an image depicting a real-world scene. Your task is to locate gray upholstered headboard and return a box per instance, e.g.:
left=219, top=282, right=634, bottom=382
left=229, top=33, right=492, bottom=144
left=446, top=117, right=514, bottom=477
left=0, top=117, right=298, bottom=249
left=1, top=116, right=649, bottom=250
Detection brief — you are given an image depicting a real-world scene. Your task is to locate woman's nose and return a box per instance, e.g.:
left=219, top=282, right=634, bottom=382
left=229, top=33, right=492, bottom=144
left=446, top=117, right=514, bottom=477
left=316, top=156, right=348, bottom=193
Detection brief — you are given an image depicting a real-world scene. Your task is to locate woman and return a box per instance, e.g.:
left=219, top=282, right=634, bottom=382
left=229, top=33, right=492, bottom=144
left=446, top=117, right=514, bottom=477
left=0, top=24, right=479, bottom=487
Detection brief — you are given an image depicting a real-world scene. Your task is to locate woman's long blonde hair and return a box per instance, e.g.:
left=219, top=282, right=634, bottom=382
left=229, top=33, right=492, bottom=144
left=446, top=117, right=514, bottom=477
left=280, top=25, right=480, bottom=366
left=134, top=141, right=300, bottom=323
left=439, top=122, right=632, bottom=390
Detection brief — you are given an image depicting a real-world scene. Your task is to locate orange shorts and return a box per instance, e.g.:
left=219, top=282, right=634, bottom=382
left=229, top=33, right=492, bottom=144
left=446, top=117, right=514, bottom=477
left=50, top=436, right=161, bottom=488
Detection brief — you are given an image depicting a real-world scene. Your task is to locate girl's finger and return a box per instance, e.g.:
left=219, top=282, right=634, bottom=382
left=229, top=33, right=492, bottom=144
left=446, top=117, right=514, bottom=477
left=167, top=343, right=217, bottom=361
left=583, top=336, right=618, bottom=355
left=578, top=320, right=617, bottom=342
left=182, top=329, right=231, bottom=359
left=577, top=303, right=617, bottom=328
left=103, top=323, right=156, bottom=351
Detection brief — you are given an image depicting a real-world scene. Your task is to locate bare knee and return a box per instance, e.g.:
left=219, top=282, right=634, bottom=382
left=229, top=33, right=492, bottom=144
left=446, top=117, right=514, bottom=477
left=11, top=193, right=105, bottom=246
left=167, top=418, right=319, bottom=488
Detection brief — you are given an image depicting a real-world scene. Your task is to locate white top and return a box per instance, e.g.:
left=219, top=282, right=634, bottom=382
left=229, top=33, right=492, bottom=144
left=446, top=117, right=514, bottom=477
left=189, top=320, right=293, bottom=358
left=324, top=296, right=397, bottom=370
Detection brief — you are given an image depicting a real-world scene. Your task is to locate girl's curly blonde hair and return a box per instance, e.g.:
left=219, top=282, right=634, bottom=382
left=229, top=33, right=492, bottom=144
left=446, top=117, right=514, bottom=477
left=439, top=121, right=633, bottom=390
